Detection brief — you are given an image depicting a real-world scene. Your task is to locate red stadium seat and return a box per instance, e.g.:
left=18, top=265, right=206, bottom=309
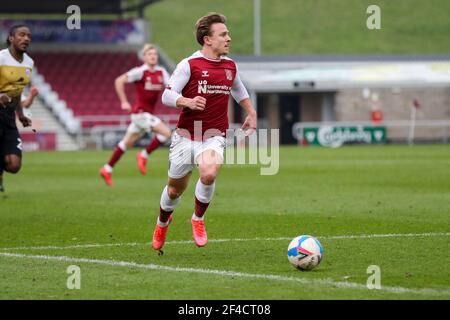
left=35, top=51, right=179, bottom=123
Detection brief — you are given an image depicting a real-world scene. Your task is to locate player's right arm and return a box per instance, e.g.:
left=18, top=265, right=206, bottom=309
left=162, top=59, right=205, bottom=111
left=114, top=73, right=131, bottom=112
left=0, top=94, right=11, bottom=108
left=0, top=54, right=11, bottom=108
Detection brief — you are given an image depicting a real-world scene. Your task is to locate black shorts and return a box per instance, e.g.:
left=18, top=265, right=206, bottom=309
left=0, top=109, right=22, bottom=158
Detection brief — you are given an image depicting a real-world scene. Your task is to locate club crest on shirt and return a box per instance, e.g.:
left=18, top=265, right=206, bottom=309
left=224, top=69, right=232, bottom=80
left=202, top=70, right=209, bottom=77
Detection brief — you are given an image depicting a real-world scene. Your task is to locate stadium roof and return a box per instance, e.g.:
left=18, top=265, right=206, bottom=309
left=0, top=0, right=160, bottom=15
left=233, top=56, right=450, bottom=92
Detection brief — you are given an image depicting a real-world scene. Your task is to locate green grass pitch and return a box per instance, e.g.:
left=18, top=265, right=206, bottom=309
left=0, top=145, right=449, bottom=299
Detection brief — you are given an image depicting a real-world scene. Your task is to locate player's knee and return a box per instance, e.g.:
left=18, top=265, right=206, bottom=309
left=200, top=172, right=216, bottom=185
left=167, top=185, right=183, bottom=199
left=6, top=163, right=21, bottom=174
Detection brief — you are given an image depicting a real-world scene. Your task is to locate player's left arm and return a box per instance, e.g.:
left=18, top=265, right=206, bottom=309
left=16, top=102, right=32, bottom=127
left=231, top=70, right=257, bottom=134
left=239, top=98, right=257, bottom=134
left=20, top=86, right=39, bottom=109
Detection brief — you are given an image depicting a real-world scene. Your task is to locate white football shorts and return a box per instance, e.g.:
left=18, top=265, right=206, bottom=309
left=126, top=112, right=162, bottom=134
left=168, top=131, right=226, bottom=179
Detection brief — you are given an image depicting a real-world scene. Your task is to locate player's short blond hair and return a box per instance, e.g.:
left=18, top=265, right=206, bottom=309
left=141, top=43, right=157, bottom=55
left=195, top=12, right=227, bottom=46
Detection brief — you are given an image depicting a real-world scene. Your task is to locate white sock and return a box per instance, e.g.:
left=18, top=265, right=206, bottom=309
left=140, top=149, right=149, bottom=159
left=192, top=213, right=205, bottom=221
left=103, top=164, right=113, bottom=173
left=157, top=217, right=170, bottom=227
left=195, top=179, right=215, bottom=204
left=156, top=134, right=169, bottom=143
left=160, top=185, right=181, bottom=212
left=118, top=141, right=127, bottom=151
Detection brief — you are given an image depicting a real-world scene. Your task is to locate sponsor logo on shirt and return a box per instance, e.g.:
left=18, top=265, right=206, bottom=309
left=145, top=77, right=164, bottom=90
left=225, top=69, right=232, bottom=80
left=197, top=80, right=231, bottom=95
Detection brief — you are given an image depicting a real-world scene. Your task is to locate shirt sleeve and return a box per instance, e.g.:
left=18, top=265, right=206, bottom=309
left=231, top=65, right=250, bottom=104
left=162, top=59, right=191, bottom=107
left=126, top=66, right=144, bottom=83
left=0, top=55, right=4, bottom=94
left=161, top=67, right=171, bottom=86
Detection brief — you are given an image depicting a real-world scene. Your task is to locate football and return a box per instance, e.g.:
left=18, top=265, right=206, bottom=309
left=287, top=235, right=324, bottom=271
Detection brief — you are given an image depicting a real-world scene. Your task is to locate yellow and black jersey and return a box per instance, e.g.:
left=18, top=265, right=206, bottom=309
left=0, top=48, right=34, bottom=104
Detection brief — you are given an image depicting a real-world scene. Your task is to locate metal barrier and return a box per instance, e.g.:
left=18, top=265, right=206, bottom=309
left=75, top=114, right=180, bottom=149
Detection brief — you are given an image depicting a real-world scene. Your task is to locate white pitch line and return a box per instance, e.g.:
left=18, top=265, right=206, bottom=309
left=0, top=251, right=449, bottom=297
left=0, top=232, right=448, bottom=251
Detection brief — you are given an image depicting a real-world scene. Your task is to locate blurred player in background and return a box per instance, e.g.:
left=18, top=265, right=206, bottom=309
left=0, top=25, right=35, bottom=193
left=151, top=13, right=257, bottom=250
left=99, top=44, right=172, bottom=187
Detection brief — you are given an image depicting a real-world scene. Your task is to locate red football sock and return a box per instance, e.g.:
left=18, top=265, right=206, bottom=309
left=159, top=206, right=173, bottom=223
left=145, top=137, right=162, bottom=155
left=107, top=145, right=125, bottom=167
left=194, top=197, right=210, bottom=218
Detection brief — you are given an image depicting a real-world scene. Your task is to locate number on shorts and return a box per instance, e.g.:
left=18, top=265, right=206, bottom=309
left=17, top=138, right=23, bottom=151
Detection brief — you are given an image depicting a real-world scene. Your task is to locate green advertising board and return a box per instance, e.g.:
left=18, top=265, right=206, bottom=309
left=302, top=126, right=386, bottom=147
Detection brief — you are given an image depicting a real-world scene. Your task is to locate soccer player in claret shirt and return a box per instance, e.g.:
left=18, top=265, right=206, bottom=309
left=99, top=44, right=172, bottom=187
left=151, top=13, right=257, bottom=250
